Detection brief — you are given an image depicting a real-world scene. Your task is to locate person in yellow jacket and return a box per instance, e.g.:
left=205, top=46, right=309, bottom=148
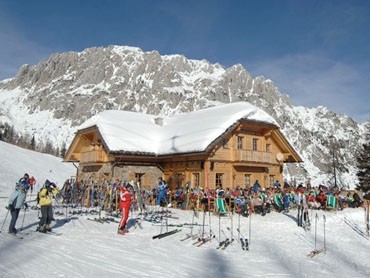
left=37, top=180, right=59, bottom=233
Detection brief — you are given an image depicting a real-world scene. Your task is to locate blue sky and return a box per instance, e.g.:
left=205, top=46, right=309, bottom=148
left=0, top=0, right=369, bottom=122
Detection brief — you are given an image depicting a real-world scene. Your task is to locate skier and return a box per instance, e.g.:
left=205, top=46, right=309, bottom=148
left=29, top=176, right=36, bottom=194
left=118, top=184, right=132, bottom=235
left=7, top=183, right=28, bottom=234
left=18, top=173, right=31, bottom=191
left=156, top=177, right=168, bottom=206
left=282, top=192, right=290, bottom=212
left=37, top=180, right=59, bottom=233
left=273, top=180, right=281, bottom=189
left=252, top=180, right=260, bottom=193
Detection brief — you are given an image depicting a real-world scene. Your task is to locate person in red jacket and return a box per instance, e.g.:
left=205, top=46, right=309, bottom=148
left=118, top=184, right=132, bottom=235
left=315, top=190, right=327, bottom=209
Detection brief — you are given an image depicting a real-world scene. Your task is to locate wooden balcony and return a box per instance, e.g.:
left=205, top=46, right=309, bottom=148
left=234, top=150, right=272, bottom=163
left=80, top=151, right=105, bottom=163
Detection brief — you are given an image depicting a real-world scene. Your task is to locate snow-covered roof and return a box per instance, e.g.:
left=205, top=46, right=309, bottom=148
left=78, top=102, right=279, bottom=155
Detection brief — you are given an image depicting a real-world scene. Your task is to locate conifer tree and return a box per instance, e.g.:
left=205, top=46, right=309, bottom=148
left=356, top=133, right=370, bottom=200
left=30, top=135, right=36, bottom=150
left=60, top=141, right=67, bottom=158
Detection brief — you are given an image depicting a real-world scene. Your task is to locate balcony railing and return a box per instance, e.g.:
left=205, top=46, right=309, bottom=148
left=234, top=150, right=272, bottom=163
left=80, top=151, right=105, bottom=163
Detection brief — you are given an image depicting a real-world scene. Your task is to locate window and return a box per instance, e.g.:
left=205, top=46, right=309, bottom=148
left=269, top=176, right=275, bottom=187
left=215, top=173, right=224, bottom=187
left=192, top=173, right=200, bottom=187
left=135, top=173, right=144, bottom=184
left=253, top=138, right=258, bottom=151
left=244, top=174, right=251, bottom=188
left=237, top=136, right=243, bottom=149
left=266, top=144, right=271, bottom=152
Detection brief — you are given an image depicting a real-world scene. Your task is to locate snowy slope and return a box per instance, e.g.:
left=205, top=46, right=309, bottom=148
left=0, top=142, right=369, bottom=278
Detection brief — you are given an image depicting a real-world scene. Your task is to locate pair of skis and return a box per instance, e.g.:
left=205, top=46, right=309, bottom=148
left=216, top=238, right=233, bottom=250
left=180, top=233, right=197, bottom=241
left=193, top=236, right=212, bottom=247
left=6, top=230, right=62, bottom=239
left=307, top=214, right=326, bottom=258
left=5, top=232, right=29, bottom=240
left=152, top=229, right=181, bottom=239
left=240, top=237, right=249, bottom=251
left=236, top=228, right=249, bottom=251
left=87, top=217, right=119, bottom=223
left=307, top=247, right=326, bottom=258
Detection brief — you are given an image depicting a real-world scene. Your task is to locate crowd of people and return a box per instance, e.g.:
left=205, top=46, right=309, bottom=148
left=5, top=174, right=366, bottom=236
left=6, top=173, right=60, bottom=235
left=170, top=180, right=366, bottom=216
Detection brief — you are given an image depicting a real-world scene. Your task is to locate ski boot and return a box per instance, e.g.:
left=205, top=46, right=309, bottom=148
left=117, top=229, right=129, bottom=235
left=45, top=224, right=52, bottom=232
left=37, top=225, right=47, bottom=233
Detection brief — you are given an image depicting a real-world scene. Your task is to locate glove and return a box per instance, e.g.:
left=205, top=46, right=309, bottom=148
left=24, top=203, right=29, bottom=210
left=7, top=204, right=14, bottom=211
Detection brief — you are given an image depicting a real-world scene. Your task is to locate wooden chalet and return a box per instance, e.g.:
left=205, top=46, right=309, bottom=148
left=64, top=102, right=302, bottom=191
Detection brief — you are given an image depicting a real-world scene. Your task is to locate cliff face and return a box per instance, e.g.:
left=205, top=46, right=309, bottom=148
left=0, top=45, right=367, bottom=187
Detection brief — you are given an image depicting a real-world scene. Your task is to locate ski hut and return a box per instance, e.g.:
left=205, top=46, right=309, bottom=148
left=64, top=102, right=302, bottom=191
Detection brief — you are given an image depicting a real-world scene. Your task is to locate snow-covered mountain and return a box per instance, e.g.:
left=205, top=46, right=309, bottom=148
left=0, top=45, right=368, bottom=187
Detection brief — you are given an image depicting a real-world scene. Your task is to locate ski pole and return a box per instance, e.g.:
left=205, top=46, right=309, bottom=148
left=20, top=207, right=27, bottom=231
left=365, top=201, right=370, bottom=237
left=323, top=214, right=326, bottom=251
left=0, top=208, right=10, bottom=233
left=238, top=209, right=241, bottom=233
left=230, top=213, right=234, bottom=243
left=221, top=229, right=228, bottom=240
left=314, top=213, right=318, bottom=250
left=249, top=207, right=252, bottom=247
left=65, top=204, right=68, bottom=223
left=218, top=210, right=221, bottom=241
left=208, top=203, right=212, bottom=238
left=201, top=208, right=206, bottom=239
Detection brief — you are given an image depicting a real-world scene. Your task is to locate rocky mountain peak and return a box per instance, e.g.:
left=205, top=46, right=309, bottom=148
left=0, top=45, right=368, bottom=187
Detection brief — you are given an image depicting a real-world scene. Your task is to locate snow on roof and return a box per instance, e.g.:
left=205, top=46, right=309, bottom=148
left=78, top=102, right=279, bottom=154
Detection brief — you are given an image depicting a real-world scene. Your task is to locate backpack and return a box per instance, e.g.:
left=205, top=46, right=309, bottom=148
left=36, top=188, right=46, bottom=205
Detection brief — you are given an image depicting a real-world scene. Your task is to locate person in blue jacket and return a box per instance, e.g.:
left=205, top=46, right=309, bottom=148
left=7, top=182, right=28, bottom=234
left=156, top=177, right=168, bottom=206
left=253, top=180, right=260, bottom=193
left=18, top=173, right=30, bottom=191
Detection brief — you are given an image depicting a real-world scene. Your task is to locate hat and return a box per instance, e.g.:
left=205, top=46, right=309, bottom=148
left=45, top=180, right=51, bottom=188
